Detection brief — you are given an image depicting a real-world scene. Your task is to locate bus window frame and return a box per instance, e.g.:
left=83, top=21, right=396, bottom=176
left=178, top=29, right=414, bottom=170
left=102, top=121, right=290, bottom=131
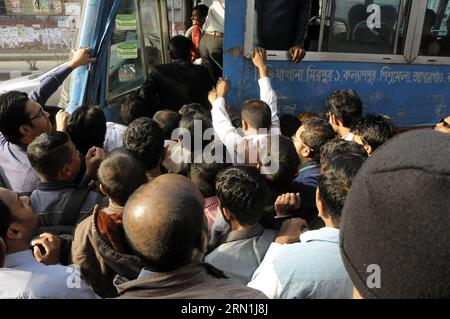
left=244, top=0, right=450, bottom=65
left=105, top=0, right=170, bottom=103
left=410, top=0, right=450, bottom=65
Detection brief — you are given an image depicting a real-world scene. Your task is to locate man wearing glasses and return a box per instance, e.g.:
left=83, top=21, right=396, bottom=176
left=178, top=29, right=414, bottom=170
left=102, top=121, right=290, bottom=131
left=435, top=116, right=450, bottom=134
left=0, top=49, right=96, bottom=194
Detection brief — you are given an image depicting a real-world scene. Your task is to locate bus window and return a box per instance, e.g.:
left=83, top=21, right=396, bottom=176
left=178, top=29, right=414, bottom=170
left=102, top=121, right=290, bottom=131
left=108, top=0, right=147, bottom=100
left=313, top=0, right=409, bottom=55
left=419, top=0, right=450, bottom=57
left=140, top=0, right=168, bottom=66
left=246, top=0, right=412, bottom=62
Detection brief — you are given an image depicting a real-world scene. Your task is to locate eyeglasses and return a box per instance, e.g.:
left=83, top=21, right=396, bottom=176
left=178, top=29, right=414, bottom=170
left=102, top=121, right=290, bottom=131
left=438, top=118, right=450, bottom=129
left=28, top=106, right=45, bottom=121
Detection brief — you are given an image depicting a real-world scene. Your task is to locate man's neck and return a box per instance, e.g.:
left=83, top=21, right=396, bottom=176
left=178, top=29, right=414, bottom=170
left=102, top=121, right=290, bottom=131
left=6, top=241, right=30, bottom=255
left=322, top=217, right=336, bottom=228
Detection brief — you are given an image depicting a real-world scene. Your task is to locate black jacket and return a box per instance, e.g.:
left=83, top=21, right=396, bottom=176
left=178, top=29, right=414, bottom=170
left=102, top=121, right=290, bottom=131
left=255, top=0, right=312, bottom=50
left=139, top=59, right=213, bottom=116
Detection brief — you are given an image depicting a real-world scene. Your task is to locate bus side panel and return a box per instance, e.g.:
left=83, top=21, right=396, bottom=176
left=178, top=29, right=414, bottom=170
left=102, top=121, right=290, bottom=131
left=223, top=1, right=450, bottom=127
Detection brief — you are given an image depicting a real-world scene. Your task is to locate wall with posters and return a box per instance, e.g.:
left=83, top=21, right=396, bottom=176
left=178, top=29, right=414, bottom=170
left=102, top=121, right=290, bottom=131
left=0, top=0, right=81, bottom=56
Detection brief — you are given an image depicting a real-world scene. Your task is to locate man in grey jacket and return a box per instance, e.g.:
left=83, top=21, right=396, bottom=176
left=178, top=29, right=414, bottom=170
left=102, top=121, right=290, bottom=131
left=115, top=174, right=267, bottom=299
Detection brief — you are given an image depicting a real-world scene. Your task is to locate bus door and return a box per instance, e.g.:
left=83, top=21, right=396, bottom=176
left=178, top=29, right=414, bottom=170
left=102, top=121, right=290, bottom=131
left=66, top=0, right=170, bottom=121
left=224, top=0, right=450, bottom=127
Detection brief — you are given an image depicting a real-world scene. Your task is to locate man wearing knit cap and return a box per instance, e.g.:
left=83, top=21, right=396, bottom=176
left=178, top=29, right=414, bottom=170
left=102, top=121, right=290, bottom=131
left=340, top=129, right=450, bottom=299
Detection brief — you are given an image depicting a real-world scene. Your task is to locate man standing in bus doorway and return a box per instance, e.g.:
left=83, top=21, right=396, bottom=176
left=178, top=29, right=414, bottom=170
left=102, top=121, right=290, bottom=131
left=199, top=0, right=225, bottom=82
left=255, top=0, right=312, bottom=63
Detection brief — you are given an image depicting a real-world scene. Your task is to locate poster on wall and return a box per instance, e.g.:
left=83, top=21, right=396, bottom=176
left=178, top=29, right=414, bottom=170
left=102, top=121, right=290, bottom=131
left=10, top=0, right=22, bottom=13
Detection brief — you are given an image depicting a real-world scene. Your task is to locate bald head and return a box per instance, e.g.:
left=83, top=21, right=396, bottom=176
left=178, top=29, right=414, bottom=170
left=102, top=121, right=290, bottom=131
left=123, top=174, right=205, bottom=272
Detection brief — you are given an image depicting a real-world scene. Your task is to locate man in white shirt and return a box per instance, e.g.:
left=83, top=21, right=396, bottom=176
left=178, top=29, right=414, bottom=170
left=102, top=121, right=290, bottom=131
left=209, top=47, right=280, bottom=168
left=248, top=154, right=365, bottom=299
left=0, top=187, right=98, bottom=299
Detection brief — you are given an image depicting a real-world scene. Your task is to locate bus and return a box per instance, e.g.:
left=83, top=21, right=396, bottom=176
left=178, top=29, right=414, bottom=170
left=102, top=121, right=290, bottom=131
left=4, top=0, right=450, bottom=127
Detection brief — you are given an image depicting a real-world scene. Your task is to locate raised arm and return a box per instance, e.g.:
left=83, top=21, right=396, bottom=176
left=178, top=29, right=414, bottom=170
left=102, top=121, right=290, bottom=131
left=251, top=48, right=280, bottom=132
left=29, top=48, right=97, bottom=106
left=210, top=78, right=243, bottom=155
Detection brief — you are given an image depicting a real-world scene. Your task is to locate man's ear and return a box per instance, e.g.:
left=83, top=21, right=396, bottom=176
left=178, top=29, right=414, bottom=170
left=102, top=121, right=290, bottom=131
left=242, top=120, right=249, bottom=131
left=301, top=145, right=312, bottom=159
left=222, top=207, right=233, bottom=222
left=98, top=184, right=108, bottom=197
left=19, top=124, right=32, bottom=138
left=330, top=114, right=341, bottom=127
left=61, top=163, right=74, bottom=178
left=6, top=223, right=24, bottom=240
left=315, top=187, right=329, bottom=220
left=364, top=144, right=373, bottom=156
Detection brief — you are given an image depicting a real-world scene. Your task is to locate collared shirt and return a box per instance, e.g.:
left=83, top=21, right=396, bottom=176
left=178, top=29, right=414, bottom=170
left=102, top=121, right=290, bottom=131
left=0, top=134, right=39, bottom=194
left=248, top=227, right=353, bottom=299
left=205, top=224, right=277, bottom=284
left=204, top=196, right=220, bottom=231
left=0, top=64, right=73, bottom=194
left=103, top=122, right=127, bottom=153
left=203, top=0, right=225, bottom=33
left=293, top=161, right=320, bottom=188
left=115, top=262, right=267, bottom=299
left=0, top=250, right=98, bottom=299
left=211, top=77, right=280, bottom=164
left=342, top=132, right=354, bottom=141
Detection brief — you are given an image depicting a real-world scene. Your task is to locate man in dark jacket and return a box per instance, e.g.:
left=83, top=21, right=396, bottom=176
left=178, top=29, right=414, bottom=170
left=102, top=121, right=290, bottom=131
left=115, top=174, right=267, bottom=299
left=139, top=36, right=213, bottom=116
left=255, top=0, right=312, bottom=63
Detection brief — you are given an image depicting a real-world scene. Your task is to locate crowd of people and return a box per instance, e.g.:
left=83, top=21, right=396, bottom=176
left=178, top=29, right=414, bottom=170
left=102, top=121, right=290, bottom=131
left=0, top=5, right=449, bottom=299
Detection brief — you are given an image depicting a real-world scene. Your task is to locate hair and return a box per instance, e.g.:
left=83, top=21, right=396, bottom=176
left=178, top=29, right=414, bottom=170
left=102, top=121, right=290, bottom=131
left=188, top=161, right=231, bottom=198
left=241, top=100, right=272, bottom=130
left=279, top=113, right=301, bottom=138
left=123, top=175, right=205, bottom=272
left=193, top=4, right=209, bottom=17
left=300, top=118, right=336, bottom=162
left=298, top=111, right=319, bottom=124
left=0, top=198, right=13, bottom=239
left=320, top=139, right=368, bottom=171
left=263, top=135, right=300, bottom=191
left=120, top=92, right=151, bottom=126
left=318, top=153, right=366, bottom=227
left=153, top=110, right=181, bottom=140
left=27, top=131, right=73, bottom=180
left=216, top=166, right=269, bottom=227
left=352, top=114, right=395, bottom=152
left=67, top=106, right=106, bottom=155
left=0, top=91, right=30, bottom=143
left=123, top=117, right=165, bottom=171
left=327, top=89, right=363, bottom=128
left=168, top=35, right=192, bottom=61
left=98, top=148, right=148, bottom=207
left=179, top=103, right=211, bottom=120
